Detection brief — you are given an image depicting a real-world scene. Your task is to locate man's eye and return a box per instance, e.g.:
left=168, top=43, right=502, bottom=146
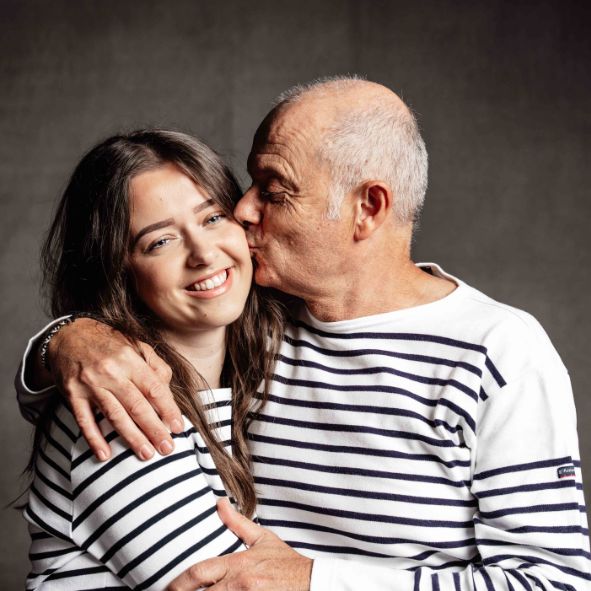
left=260, top=191, right=286, bottom=204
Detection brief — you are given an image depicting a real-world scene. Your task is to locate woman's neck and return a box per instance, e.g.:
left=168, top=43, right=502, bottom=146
left=162, top=326, right=226, bottom=389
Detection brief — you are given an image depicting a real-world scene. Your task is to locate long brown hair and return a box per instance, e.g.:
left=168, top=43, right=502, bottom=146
left=38, top=129, right=284, bottom=516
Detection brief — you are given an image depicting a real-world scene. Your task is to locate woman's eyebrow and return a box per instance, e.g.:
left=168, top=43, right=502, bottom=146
left=132, top=199, right=214, bottom=248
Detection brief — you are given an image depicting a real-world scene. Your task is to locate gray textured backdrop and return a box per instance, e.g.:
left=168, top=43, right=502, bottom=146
left=1, top=1, right=589, bottom=588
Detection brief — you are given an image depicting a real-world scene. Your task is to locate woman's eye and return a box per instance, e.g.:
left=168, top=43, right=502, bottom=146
left=206, top=212, right=226, bottom=225
left=146, top=237, right=171, bottom=252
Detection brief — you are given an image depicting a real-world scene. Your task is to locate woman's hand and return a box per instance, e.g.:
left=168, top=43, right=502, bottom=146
left=47, top=317, right=183, bottom=461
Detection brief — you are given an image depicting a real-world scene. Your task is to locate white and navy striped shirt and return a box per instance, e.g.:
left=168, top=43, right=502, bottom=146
left=17, top=264, right=591, bottom=590
left=24, top=388, right=244, bottom=590
left=248, top=264, right=590, bottom=590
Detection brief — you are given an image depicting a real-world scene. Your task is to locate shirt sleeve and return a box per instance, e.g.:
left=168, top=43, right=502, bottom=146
left=70, top=414, right=246, bottom=591
left=310, top=362, right=591, bottom=590
left=15, top=317, right=69, bottom=423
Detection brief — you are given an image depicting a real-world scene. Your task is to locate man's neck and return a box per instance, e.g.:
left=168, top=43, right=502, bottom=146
left=305, top=260, right=456, bottom=322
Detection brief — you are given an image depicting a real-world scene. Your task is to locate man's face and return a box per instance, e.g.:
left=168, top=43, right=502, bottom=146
left=234, top=106, right=353, bottom=300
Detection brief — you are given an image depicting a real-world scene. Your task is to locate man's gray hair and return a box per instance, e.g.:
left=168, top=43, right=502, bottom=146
left=274, top=76, right=428, bottom=223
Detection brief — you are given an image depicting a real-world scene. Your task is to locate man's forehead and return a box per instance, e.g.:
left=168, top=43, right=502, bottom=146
left=248, top=106, right=324, bottom=173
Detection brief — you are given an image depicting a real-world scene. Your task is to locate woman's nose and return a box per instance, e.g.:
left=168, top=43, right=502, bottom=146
left=186, top=234, right=216, bottom=268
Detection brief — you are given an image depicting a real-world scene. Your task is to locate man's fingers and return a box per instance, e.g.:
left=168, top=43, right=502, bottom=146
left=94, top=388, right=157, bottom=460
left=137, top=344, right=183, bottom=434
left=70, top=396, right=111, bottom=461
left=216, top=498, right=266, bottom=547
left=167, top=557, right=229, bottom=591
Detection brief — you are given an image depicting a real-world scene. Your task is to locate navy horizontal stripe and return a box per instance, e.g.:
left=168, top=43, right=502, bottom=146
left=473, top=457, right=574, bottom=481
left=272, top=373, right=441, bottom=410
left=283, top=334, right=483, bottom=377
left=291, top=320, right=507, bottom=386
left=277, top=355, right=480, bottom=402
left=45, top=565, right=111, bottom=581
left=52, top=412, right=77, bottom=443
left=258, top=498, right=474, bottom=528
left=99, top=487, right=210, bottom=562
left=117, top=505, right=218, bottom=578
left=436, top=397, right=476, bottom=432
left=259, top=517, right=477, bottom=549
left=203, top=399, right=232, bottom=411
left=480, top=502, right=581, bottom=519
left=29, top=546, right=76, bottom=561
left=503, top=524, right=589, bottom=536
left=89, top=471, right=207, bottom=555
left=42, top=430, right=71, bottom=462
left=134, top=524, right=229, bottom=591
left=253, top=455, right=471, bottom=488
left=73, top=449, right=195, bottom=528
left=30, top=531, right=52, bottom=540
left=38, top=447, right=69, bottom=481
left=73, top=447, right=135, bottom=498
left=287, top=540, right=405, bottom=559
left=30, top=484, right=71, bottom=522
left=34, top=464, right=72, bottom=500
left=482, top=553, right=591, bottom=581
left=25, top=507, right=72, bottom=543
left=485, top=357, right=506, bottom=388
left=477, top=479, right=577, bottom=499
left=264, top=392, right=464, bottom=435
left=478, top=538, right=591, bottom=559
left=291, top=319, right=488, bottom=352
left=254, top=412, right=460, bottom=449
left=248, top=431, right=471, bottom=468
left=71, top=429, right=120, bottom=469
left=255, top=475, right=476, bottom=506
left=28, top=567, right=58, bottom=579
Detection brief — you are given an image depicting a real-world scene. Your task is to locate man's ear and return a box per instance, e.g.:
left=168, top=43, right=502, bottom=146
left=353, top=181, right=393, bottom=241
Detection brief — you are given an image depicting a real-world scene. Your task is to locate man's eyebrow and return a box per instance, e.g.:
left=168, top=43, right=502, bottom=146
left=132, top=199, right=214, bottom=248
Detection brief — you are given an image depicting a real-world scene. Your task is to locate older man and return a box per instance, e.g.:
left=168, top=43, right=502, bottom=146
left=18, top=78, right=590, bottom=590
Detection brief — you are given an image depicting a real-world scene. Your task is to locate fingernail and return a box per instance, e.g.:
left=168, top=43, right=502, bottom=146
left=170, top=419, right=183, bottom=433
left=139, top=444, right=154, bottom=460
left=97, top=450, right=108, bottom=462
left=159, top=440, right=173, bottom=455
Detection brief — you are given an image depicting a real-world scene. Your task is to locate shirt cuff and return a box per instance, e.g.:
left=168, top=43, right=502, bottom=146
left=17, top=315, right=71, bottom=395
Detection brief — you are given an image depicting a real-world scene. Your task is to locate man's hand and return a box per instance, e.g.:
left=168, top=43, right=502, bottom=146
left=47, top=317, right=183, bottom=461
left=167, top=499, right=313, bottom=591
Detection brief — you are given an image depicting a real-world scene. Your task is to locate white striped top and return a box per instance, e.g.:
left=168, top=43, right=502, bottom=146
left=17, top=264, right=591, bottom=590
left=248, top=264, right=591, bottom=590
left=24, top=387, right=245, bottom=590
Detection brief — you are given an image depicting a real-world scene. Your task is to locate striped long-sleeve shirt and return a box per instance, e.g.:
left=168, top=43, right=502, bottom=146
left=248, top=264, right=591, bottom=590
left=16, top=264, right=591, bottom=590
left=24, top=387, right=244, bottom=590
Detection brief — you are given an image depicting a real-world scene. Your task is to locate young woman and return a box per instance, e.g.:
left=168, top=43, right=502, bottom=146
left=24, top=130, right=284, bottom=590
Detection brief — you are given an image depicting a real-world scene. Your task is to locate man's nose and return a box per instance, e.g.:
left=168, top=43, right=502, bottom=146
left=235, top=187, right=263, bottom=227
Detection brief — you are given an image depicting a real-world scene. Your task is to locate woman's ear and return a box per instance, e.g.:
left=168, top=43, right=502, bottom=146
left=353, top=181, right=393, bottom=241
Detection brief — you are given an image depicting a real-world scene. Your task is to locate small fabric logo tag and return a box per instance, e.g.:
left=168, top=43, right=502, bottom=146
left=557, top=465, right=576, bottom=479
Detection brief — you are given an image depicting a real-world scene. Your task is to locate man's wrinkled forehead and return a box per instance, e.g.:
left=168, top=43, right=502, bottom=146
left=248, top=103, right=325, bottom=173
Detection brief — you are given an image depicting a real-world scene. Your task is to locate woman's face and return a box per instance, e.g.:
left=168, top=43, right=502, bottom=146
left=128, top=163, right=252, bottom=338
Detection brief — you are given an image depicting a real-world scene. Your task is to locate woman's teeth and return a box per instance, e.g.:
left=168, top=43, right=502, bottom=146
left=190, top=270, right=228, bottom=291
